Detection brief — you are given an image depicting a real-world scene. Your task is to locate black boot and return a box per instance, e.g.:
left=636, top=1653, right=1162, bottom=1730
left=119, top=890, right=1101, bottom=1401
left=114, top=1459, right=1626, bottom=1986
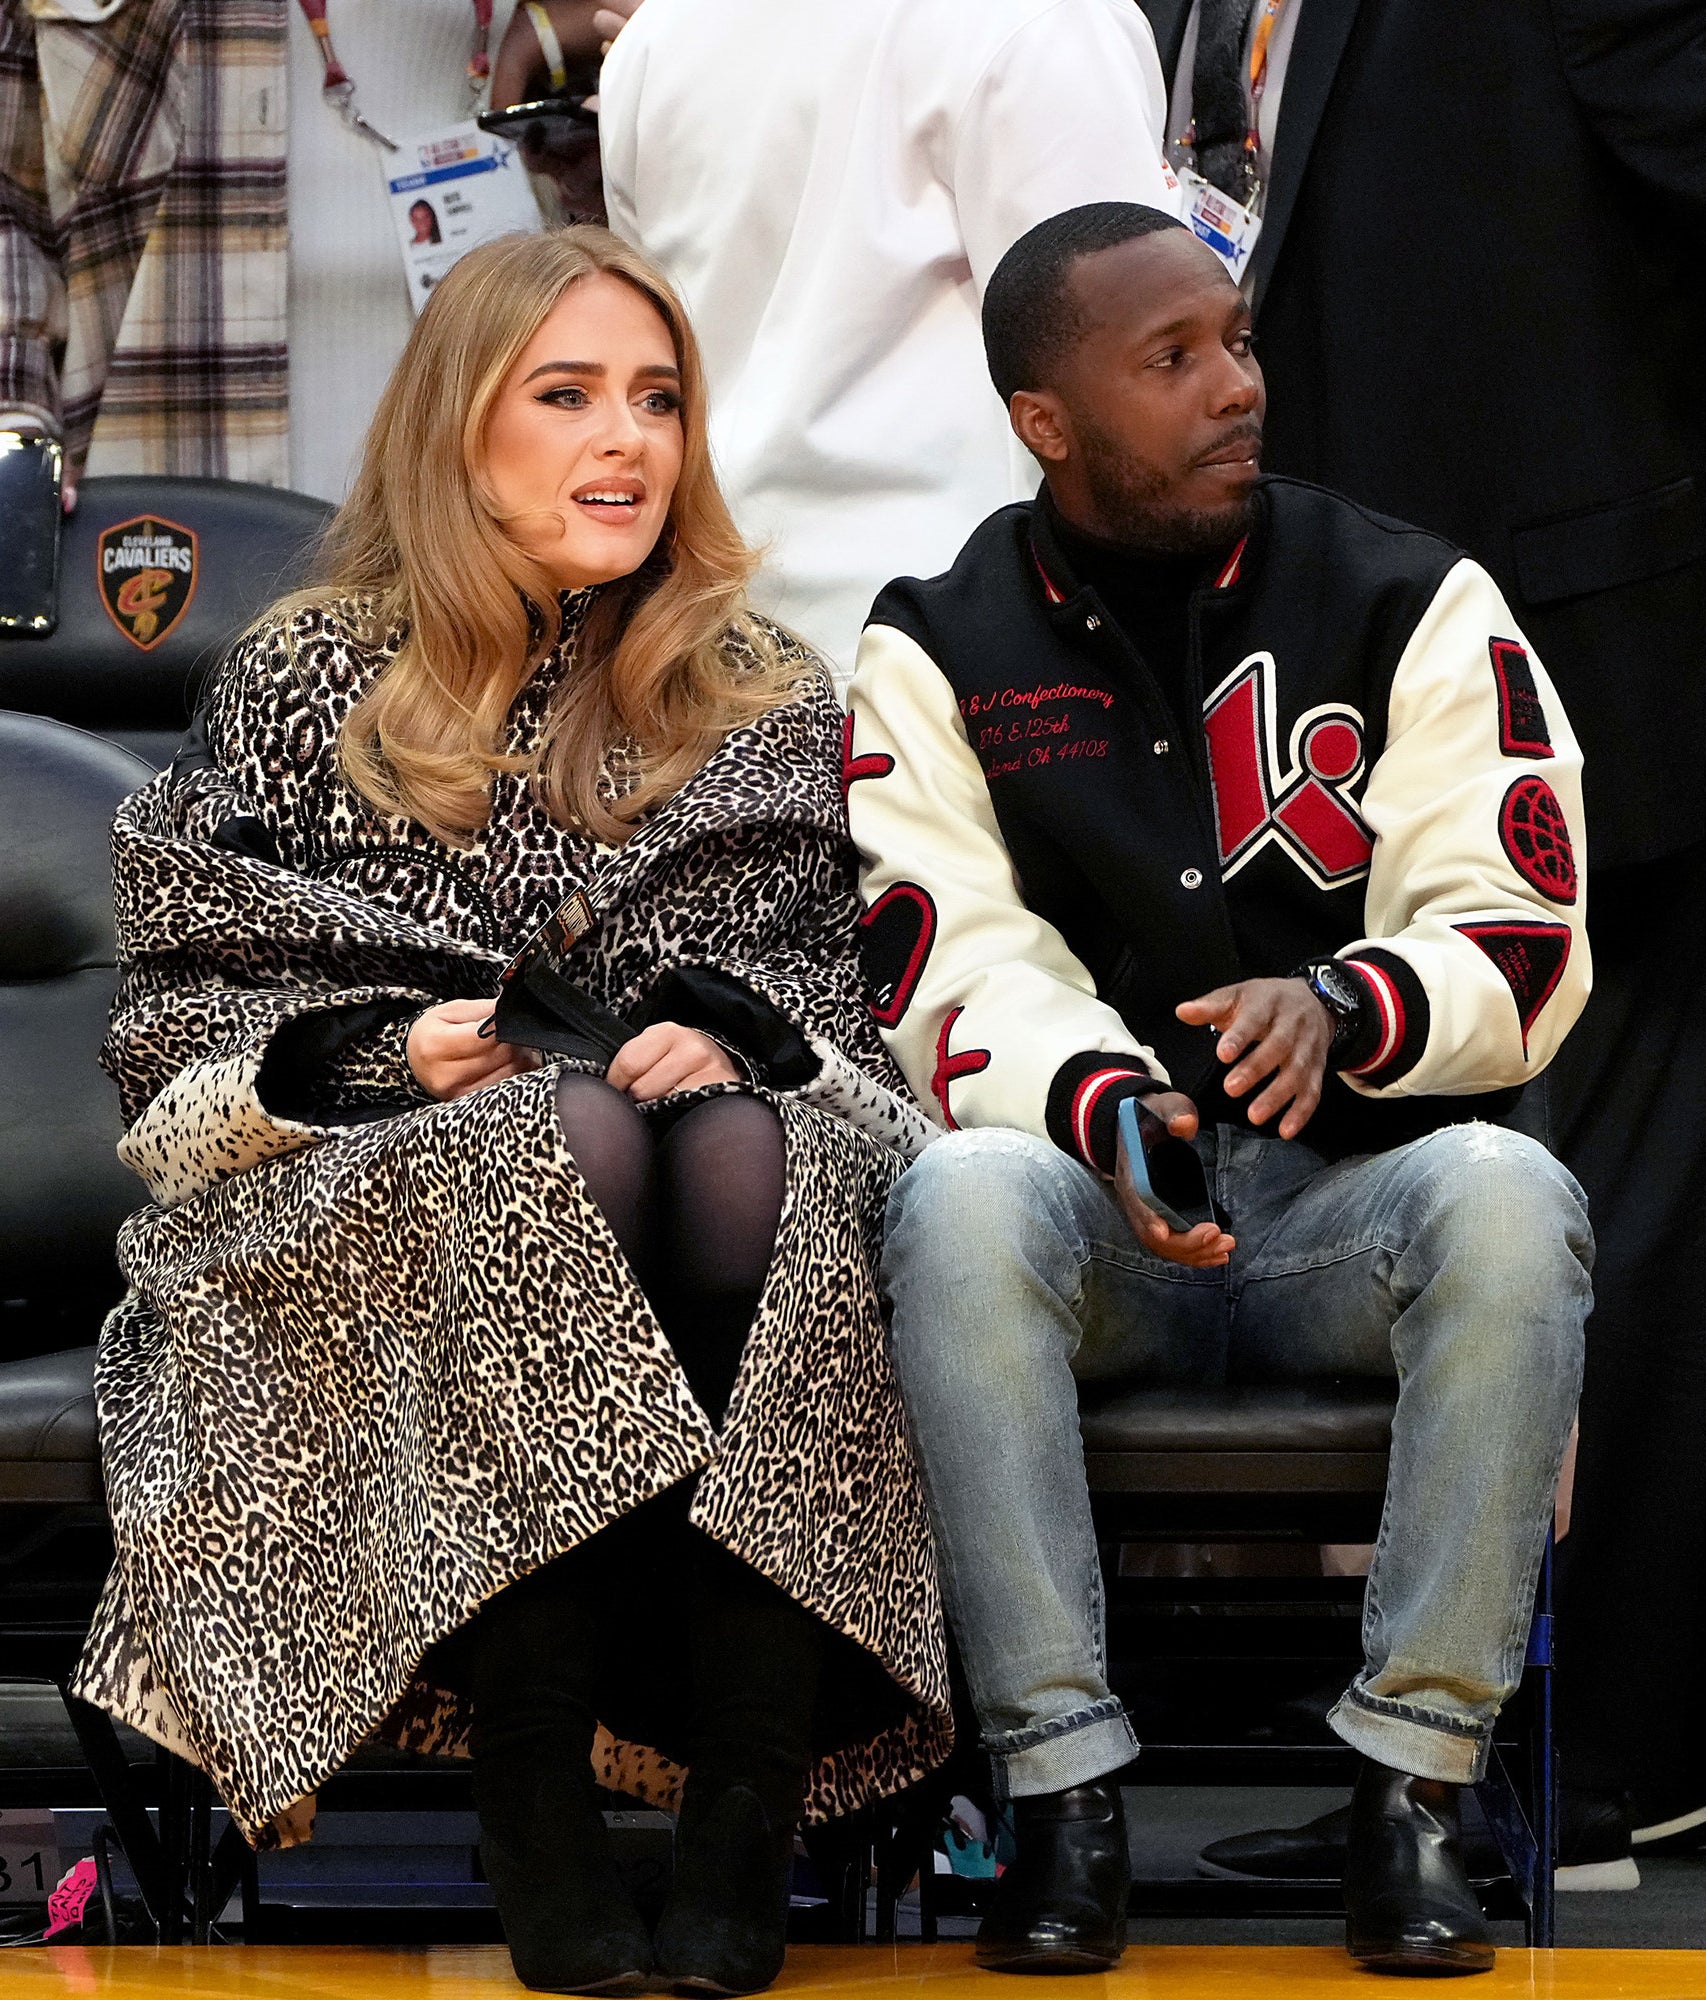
left=655, top=1781, right=796, bottom=1996
left=471, top=1565, right=652, bottom=1996
left=1344, top=1758, right=1495, bottom=1975
left=652, top=1534, right=822, bottom=1997
left=1199, top=1799, right=1504, bottom=1883
left=975, top=1781, right=1130, bottom=1974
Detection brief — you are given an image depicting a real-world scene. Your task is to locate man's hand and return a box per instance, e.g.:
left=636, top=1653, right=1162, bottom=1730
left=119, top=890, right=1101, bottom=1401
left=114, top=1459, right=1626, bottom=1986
left=607, top=1021, right=740, bottom=1102
left=1112, top=1090, right=1236, bottom=1268
left=1176, top=977, right=1332, bottom=1140
left=408, top=999, right=539, bottom=1101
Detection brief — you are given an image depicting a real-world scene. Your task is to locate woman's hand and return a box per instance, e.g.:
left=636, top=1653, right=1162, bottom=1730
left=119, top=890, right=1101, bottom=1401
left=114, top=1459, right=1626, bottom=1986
left=607, top=1021, right=740, bottom=1101
left=407, top=999, right=538, bottom=1101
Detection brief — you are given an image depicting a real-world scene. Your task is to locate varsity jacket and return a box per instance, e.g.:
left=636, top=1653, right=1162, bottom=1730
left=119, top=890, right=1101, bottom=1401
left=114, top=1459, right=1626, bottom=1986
left=846, top=476, right=1591, bottom=1170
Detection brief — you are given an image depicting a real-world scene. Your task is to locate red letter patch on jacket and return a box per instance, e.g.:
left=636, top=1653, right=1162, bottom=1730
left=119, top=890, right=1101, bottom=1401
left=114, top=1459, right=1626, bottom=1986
left=1203, top=653, right=1374, bottom=890
left=860, top=883, right=936, bottom=1027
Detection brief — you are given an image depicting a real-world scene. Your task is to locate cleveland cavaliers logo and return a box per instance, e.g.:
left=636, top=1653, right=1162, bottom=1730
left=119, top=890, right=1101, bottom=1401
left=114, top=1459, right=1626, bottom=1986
left=97, top=515, right=199, bottom=651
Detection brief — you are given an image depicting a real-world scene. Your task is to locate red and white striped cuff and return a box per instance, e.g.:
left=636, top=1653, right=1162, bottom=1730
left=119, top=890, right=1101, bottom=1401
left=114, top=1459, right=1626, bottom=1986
left=1339, top=950, right=1430, bottom=1089
left=1046, top=1054, right=1160, bottom=1174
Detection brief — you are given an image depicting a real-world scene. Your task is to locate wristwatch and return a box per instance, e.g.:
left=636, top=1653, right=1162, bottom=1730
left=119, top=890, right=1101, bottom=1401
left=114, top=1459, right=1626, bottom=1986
left=1294, top=959, right=1368, bottom=1057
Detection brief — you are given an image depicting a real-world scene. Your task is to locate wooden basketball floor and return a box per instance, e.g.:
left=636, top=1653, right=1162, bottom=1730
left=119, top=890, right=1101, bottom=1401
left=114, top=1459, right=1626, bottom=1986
left=2, top=1944, right=1705, bottom=1999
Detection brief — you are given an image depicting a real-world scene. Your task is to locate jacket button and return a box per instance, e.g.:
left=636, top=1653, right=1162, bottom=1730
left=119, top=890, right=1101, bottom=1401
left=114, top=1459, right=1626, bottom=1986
left=1181, top=867, right=1204, bottom=890
left=1153, top=738, right=1169, bottom=755
left=1085, top=614, right=1101, bottom=632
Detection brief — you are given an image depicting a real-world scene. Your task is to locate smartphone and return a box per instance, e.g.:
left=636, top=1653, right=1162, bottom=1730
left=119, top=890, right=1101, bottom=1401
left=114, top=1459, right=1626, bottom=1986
left=0, top=432, right=63, bottom=637
left=477, top=95, right=595, bottom=141
left=1116, top=1094, right=1215, bottom=1234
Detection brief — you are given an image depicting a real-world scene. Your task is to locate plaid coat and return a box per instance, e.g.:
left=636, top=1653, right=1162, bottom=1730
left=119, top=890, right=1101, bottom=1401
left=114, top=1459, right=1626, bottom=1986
left=0, top=0, right=287, bottom=481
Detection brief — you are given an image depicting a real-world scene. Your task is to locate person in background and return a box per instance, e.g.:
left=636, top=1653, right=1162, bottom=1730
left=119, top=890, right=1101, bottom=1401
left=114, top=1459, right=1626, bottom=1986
left=489, top=0, right=608, bottom=221
left=851, top=204, right=1592, bottom=1978
left=0, top=0, right=596, bottom=506
left=1140, top=0, right=1706, bottom=1886
left=594, top=0, right=1180, bottom=690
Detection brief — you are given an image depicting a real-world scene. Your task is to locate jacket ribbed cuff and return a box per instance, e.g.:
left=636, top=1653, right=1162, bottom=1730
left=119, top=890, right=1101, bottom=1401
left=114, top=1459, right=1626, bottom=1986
left=1338, top=949, right=1430, bottom=1089
left=1046, top=1053, right=1161, bottom=1175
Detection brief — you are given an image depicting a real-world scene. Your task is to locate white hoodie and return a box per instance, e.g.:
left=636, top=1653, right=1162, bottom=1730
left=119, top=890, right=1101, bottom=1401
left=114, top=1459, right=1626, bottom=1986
left=600, top=0, right=1178, bottom=689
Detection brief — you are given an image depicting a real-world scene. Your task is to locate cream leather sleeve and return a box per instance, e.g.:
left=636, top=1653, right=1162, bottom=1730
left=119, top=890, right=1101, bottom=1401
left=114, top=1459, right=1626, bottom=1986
left=846, top=621, right=1162, bottom=1140
left=1339, top=558, right=1591, bottom=1098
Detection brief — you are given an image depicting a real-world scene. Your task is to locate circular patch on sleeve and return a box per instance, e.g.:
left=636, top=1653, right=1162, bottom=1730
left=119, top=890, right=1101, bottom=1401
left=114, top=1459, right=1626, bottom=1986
left=1498, top=775, right=1578, bottom=905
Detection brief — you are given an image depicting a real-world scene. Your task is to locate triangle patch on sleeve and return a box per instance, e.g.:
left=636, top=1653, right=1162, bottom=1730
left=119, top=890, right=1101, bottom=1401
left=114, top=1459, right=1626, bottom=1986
left=1454, top=921, right=1573, bottom=1055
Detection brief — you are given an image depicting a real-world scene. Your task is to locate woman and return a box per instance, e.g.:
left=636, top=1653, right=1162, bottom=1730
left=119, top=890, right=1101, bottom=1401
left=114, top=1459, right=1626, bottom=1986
left=73, top=228, right=949, bottom=1995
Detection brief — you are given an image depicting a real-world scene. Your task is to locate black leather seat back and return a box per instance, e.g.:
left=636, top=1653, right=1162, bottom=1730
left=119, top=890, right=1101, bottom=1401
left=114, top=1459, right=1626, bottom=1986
left=0, top=712, right=156, bottom=1355
left=0, top=476, right=333, bottom=768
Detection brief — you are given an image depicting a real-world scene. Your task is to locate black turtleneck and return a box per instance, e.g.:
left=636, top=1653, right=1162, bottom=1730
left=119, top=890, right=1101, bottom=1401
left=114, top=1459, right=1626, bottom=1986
left=1042, top=492, right=1221, bottom=734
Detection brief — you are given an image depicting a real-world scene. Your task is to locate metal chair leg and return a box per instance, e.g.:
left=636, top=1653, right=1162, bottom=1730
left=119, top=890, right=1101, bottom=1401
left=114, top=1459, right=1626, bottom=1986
left=208, top=1821, right=259, bottom=1937
left=160, top=1749, right=191, bottom=1944
left=1528, top=1533, right=1557, bottom=1948
left=188, top=1769, right=214, bottom=1943
left=801, top=1815, right=871, bottom=1943
left=57, top=1690, right=171, bottom=1939
left=1473, top=1528, right=1556, bottom=1947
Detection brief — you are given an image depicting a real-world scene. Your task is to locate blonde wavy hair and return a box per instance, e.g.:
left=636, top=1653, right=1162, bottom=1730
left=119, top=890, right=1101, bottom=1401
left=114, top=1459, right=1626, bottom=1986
left=313, top=227, right=797, bottom=846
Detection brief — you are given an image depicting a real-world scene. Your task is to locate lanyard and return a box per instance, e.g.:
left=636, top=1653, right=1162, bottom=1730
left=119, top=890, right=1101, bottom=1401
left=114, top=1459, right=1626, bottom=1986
left=1171, top=0, right=1286, bottom=208
left=295, top=0, right=496, bottom=150
left=1244, top=0, right=1284, bottom=153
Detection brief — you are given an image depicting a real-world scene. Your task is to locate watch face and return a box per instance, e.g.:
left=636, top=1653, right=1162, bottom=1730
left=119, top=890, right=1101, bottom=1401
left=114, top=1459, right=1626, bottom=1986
left=1315, top=963, right=1362, bottom=1014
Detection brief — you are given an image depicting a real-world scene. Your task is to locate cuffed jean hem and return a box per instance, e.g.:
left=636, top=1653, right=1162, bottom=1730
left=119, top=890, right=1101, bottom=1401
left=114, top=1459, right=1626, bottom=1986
left=989, top=1705, right=1139, bottom=1802
left=1328, top=1690, right=1491, bottom=1786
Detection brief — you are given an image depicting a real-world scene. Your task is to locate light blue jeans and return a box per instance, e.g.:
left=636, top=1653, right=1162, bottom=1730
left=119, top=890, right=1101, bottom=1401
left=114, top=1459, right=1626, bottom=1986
left=882, top=1120, right=1590, bottom=1799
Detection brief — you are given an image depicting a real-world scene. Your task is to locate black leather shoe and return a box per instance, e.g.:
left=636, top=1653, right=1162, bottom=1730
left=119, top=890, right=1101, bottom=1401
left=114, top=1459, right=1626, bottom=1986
left=1201, top=1802, right=1354, bottom=1881
left=1344, top=1759, right=1495, bottom=1976
left=653, top=1783, right=795, bottom=1996
left=1200, top=1800, right=1504, bottom=1883
left=975, top=1781, right=1129, bottom=1974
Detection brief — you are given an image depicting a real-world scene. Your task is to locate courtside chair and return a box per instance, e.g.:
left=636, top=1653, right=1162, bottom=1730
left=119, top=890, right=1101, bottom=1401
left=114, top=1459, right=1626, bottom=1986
left=0, top=475, right=332, bottom=766
left=0, top=475, right=329, bottom=1939
left=1077, top=1381, right=1556, bottom=1945
left=0, top=710, right=193, bottom=1935
left=873, top=1383, right=1556, bottom=1948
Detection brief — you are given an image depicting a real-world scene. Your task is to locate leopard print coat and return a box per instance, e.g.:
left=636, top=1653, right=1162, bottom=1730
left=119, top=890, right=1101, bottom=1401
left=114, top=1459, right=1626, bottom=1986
left=71, top=594, right=951, bottom=1846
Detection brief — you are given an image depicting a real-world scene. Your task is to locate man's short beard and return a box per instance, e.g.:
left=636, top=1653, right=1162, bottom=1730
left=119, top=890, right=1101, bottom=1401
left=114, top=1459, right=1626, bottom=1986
left=1076, top=412, right=1257, bottom=557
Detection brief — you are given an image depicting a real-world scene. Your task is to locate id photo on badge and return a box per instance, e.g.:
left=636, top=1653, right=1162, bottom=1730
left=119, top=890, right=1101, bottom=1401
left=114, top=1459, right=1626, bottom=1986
left=387, top=121, right=544, bottom=313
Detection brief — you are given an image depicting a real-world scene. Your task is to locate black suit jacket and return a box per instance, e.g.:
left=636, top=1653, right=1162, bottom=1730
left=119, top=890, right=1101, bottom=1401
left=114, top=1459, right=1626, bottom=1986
left=1142, top=0, right=1706, bottom=865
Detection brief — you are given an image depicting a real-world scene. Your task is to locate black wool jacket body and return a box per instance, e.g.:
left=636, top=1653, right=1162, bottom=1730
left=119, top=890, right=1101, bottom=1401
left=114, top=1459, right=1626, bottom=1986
left=847, top=477, right=1590, bottom=1172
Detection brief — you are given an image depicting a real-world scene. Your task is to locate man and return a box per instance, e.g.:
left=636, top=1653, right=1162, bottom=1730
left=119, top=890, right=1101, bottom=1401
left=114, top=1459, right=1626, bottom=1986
left=1142, top=0, right=1706, bottom=1872
left=596, top=0, right=1178, bottom=688
left=848, top=205, right=1591, bottom=1977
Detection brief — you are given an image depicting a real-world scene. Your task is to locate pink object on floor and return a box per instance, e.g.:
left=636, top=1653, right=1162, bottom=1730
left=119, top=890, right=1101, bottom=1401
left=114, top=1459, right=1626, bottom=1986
left=44, top=1857, right=98, bottom=1939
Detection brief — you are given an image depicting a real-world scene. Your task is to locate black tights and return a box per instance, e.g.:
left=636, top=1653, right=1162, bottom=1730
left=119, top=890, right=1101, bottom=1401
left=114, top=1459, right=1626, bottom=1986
left=552, top=1075, right=786, bottom=1425
left=470, top=1080, right=821, bottom=1824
